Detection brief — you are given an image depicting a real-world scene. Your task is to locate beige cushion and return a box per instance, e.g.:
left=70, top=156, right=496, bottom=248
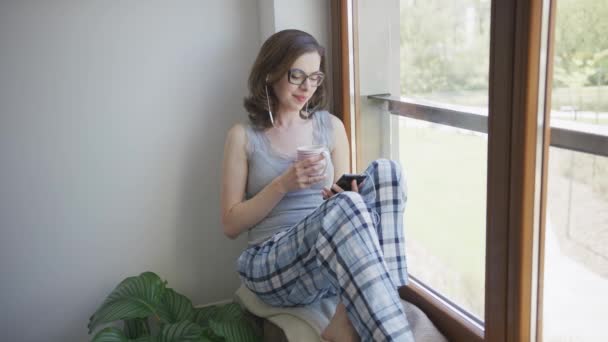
left=234, top=285, right=447, bottom=342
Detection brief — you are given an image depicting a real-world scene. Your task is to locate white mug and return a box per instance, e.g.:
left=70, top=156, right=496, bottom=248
left=296, top=145, right=330, bottom=176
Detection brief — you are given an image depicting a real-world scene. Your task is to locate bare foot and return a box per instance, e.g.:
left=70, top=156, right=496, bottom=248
left=321, top=302, right=360, bottom=342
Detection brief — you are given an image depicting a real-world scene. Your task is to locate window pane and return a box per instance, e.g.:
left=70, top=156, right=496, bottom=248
left=400, top=0, right=491, bottom=107
left=399, top=118, right=487, bottom=319
left=543, top=0, right=608, bottom=340
left=544, top=149, right=608, bottom=341
left=400, top=0, right=490, bottom=320
left=355, top=0, right=489, bottom=321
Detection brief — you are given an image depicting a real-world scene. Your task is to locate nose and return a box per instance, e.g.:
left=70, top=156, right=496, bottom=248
left=299, top=77, right=312, bottom=90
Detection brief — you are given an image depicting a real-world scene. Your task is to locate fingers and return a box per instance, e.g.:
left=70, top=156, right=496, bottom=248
left=297, top=158, right=326, bottom=177
left=292, top=154, right=329, bottom=190
left=294, top=163, right=323, bottom=177
left=351, top=179, right=359, bottom=192
left=311, top=153, right=325, bottom=162
left=297, top=174, right=326, bottom=189
left=297, top=154, right=326, bottom=169
left=330, top=184, right=344, bottom=194
left=307, top=175, right=326, bottom=185
left=321, top=187, right=331, bottom=200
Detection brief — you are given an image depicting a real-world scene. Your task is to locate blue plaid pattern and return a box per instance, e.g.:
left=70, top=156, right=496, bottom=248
left=237, top=159, right=413, bottom=341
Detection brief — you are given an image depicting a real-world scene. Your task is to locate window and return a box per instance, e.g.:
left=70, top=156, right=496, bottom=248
left=331, top=0, right=587, bottom=340
left=541, top=0, right=608, bottom=340
left=397, top=0, right=491, bottom=321
left=351, top=0, right=491, bottom=327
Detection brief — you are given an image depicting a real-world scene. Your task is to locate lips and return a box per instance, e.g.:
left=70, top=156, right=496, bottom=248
left=293, top=95, right=307, bottom=103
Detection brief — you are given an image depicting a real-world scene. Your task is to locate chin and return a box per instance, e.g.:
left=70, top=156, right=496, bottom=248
left=290, top=104, right=304, bottom=112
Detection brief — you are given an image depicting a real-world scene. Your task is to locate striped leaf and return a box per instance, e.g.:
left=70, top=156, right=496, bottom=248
left=199, top=327, right=224, bottom=342
left=91, top=328, right=129, bottom=342
left=132, top=337, right=151, bottom=342
left=91, top=327, right=153, bottom=342
left=88, top=272, right=167, bottom=334
left=193, top=305, right=219, bottom=328
left=156, top=321, right=202, bottom=342
left=215, top=303, right=242, bottom=321
left=91, top=327, right=129, bottom=342
left=156, top=288, right=195, bottom=324
left=124, top=318, right=150, bottom=339
left=209, top=304, right=261, bottom=342
left=209, top=319, right=260, bottom=342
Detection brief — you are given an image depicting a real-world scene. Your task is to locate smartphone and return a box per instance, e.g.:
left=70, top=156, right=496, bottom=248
left=332, top=173, right=367, bottom=193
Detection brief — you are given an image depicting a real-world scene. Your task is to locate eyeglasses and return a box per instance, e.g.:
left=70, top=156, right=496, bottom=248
left=287, top=68, right=325, bottom=87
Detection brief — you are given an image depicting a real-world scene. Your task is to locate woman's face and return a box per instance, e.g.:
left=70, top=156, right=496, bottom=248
left=272, top=52, right=322, bottom=115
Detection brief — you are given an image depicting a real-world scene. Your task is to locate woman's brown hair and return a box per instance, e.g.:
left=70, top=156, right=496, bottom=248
left=243, top=29, right=327, bottom=129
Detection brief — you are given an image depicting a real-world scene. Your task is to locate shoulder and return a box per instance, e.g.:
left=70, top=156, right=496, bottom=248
left=321, top=111, right=346, bottom=137
left=227, top=122, right=247, bottom=139
left=225, top=123, right=248, bottom=151
left=328, top=112, right=345, bottom=131
left=316, top=111, right=344, bottom=130
left=327, top=113, right=348, bottom=151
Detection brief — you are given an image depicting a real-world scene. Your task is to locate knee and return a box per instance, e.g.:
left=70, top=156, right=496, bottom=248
left=327, top=192, right=375, bottom=222
left=374, top=158, right=401, bottom=173
left=369, top=159, right=405, bottom=181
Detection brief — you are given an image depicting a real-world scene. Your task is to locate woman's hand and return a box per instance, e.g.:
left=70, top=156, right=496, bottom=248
left=321, top=179, right=362, bottom=200
left=274, top=154, right=327, bottom=193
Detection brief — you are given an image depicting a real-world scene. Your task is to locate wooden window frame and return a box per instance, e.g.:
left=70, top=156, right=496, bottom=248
left=331, top=0, right=556, bottom=340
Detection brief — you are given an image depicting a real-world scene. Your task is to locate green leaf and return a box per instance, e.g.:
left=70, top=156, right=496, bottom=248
left=91, top=327, right=130, bottom=342
left=209, top=304, right=260, bottom=342
left=90, top=327, right=153, bottom=342
left=215, top=304, right=242, bottom=322
left=124, top=318, right=150, bottom=339
left=193, top=306, right=220, bottom=328
left=198, top=337, right=220, bottom=342
left=156, top=321, right=203, bottom=342
left=200, top=327, right=224, bottom=342
left=132, top=337, right=152, bottom=342
left=157, top=288, right=195, bottom=324
left=209, top=320, right=260, bottom=342
left=88, top=272, right=167, bottom=334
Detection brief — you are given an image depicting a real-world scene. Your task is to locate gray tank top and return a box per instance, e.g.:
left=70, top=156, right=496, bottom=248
left=244, top=110, right=335, bottom=246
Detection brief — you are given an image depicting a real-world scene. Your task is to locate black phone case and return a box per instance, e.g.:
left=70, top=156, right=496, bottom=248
left=333, top=173, right=367, bottom=192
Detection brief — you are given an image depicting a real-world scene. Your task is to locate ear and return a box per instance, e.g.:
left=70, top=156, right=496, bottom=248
left=265, top=74, right=270, bottom=83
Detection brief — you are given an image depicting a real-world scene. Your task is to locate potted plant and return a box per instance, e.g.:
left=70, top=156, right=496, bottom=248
left=88, top=272, right=261, bottom=342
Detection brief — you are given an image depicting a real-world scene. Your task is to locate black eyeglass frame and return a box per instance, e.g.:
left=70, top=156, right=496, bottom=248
left=287, top=68, right=325, bottom=87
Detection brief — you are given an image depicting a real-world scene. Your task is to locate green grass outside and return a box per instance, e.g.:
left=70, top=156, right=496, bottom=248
left=396, top=121, right=607, bottom=320
left=398, top=122, right=487, bottom=316
left=392, top=85, right=606, bottom=318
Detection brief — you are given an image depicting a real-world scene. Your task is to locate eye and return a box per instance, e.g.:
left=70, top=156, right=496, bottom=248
left=290, top=70, right=305, bottom=80
left=309, top=73, right=324, bottom=81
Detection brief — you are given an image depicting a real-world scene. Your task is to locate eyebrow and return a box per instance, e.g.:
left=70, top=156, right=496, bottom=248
left=291, top=68, right=324, bottom=74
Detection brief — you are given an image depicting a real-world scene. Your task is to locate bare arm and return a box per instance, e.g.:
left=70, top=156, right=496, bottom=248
left=220, top=124, right=286, bottom=239
left=220, top=124, right=326, bottom=239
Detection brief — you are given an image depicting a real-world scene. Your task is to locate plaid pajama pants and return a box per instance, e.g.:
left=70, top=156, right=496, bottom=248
left=237, top=159, right=414, bottom=341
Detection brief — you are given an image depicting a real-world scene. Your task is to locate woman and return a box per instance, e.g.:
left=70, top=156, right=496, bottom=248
left=221, top=29, right=414, bottom=342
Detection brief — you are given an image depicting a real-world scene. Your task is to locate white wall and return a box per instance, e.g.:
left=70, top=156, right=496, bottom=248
left=257, top=0, right=330, bottom=48
left=257, top=0, right=333, bottom=108
left=273, top=0, right=330, bottom=52
left=0, top=1, right=259, bottom=341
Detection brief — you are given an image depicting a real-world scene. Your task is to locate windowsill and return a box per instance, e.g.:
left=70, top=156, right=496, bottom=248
left=399, top=280, right=484, bottom=342
left=368, top=93, right=608, bottom=158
